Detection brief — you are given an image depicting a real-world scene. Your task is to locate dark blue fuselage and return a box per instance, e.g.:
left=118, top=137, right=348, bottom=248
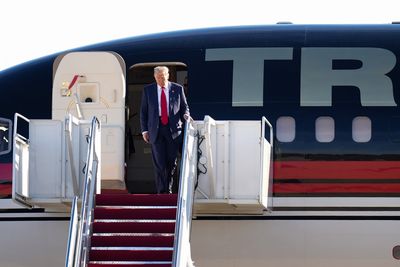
left=1, top=24, right=400, bottom=166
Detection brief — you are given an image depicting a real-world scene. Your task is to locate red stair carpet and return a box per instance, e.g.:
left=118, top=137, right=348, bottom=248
left=88, top=193, right=178, bottom=267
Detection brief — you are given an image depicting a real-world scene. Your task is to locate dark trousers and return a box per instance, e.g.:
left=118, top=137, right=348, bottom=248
left=151, top=123, right=180, bottom=193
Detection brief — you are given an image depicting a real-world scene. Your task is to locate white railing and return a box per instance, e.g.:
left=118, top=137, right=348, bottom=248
left=260, top=116, right=273, bottom=211
left=65, top=117, right=101, bottom=267
left=12, top=113, right=32, bottom=207
left=172, top=120, right=198, bottom=267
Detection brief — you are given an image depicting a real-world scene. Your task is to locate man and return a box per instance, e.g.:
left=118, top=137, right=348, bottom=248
left=140, top=66, right=190, bottom=194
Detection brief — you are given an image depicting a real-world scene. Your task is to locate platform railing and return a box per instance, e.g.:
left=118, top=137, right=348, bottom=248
left=193, top=116, right=274, bottom=214
left=260, top=116, right=274, bottom=211
left=12, top=113, right=31, bottom=208
left=65, top=117, right=101, bottom=267
left=172, top=120, right=198, bottom=267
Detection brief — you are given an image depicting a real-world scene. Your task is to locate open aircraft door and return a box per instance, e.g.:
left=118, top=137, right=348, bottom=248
left=52, top=52, right=126, bottom=190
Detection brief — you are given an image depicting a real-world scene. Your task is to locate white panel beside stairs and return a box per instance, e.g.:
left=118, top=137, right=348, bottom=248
left=193, top=116, right=273, bottom=215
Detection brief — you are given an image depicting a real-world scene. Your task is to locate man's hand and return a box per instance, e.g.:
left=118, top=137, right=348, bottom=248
left=142, top=132, right=150, bottom=143
left=183, top=114, right=192, bottom=122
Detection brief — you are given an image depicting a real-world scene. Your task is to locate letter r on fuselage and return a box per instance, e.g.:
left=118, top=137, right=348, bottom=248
left=301, top=48, right=397, bottom=106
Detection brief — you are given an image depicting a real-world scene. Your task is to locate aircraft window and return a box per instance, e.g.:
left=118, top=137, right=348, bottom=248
left=0, top=118, right=12, bottom=155
left=276, top=116, right=295, bottom=142
left=352, top=116, right=371, bottom=143
left=316, top=116, right=334, bottom=143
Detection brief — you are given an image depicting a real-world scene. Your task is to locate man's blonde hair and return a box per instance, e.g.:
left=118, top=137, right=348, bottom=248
left=154, top=66, right=169, bottom=74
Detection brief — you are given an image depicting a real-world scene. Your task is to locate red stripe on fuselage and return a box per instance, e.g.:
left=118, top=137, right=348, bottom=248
left=0, top=163, right=12, bottom=181
left=0, top=184, right=11, bottom=196
left=274, top=161, right=400, bottom=179
left=274, top=183, right=400, bottom=193
left=0, top=163, right=12, bottom=197
left=1, top=161, right=400, bottom=195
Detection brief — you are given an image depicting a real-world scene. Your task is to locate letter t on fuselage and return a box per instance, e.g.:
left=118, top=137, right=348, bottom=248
left=206, top=48, right=293, bottom=107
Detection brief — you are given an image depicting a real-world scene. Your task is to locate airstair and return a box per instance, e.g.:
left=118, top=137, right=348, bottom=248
left=12, top=112, right=273, bottom=266
left=65, top=120, right=198, bottom=267
left=63, top=115, right=274, bottom=266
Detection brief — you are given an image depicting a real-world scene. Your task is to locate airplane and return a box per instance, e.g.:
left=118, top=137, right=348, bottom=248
left=0, top=23, right=400, bottom=266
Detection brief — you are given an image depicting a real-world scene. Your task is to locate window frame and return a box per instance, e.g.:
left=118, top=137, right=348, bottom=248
left=352, top=116, right=372, bottom=143
left=315, top=116, right=335, bottom=143
left=276, top=116, right=296, bottom=143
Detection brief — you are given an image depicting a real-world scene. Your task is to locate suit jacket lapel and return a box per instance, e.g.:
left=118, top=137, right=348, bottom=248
left=168, top=82, right=174, bottom=114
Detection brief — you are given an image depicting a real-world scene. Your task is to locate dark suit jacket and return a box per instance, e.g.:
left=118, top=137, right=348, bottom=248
left=140, top=82, right=189, bottom=144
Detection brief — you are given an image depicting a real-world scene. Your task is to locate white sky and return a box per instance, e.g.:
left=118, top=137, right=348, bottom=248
left=0, top=0, right=399, bottom=71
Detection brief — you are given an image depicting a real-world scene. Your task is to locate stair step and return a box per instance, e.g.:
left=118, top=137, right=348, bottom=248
left=96, top=194, right=178, bottom=206
left=89, top=249, right=173, bottom=261
left=93, top=221, right=176, bottom=234
left=88, top=262, right=171, bottom=267
left=91, top=247, right=173, bottom=251
left=101, top=189, right=129, bottom=194
left=94, top=207, right=177, bottom=220
left=91, top=234, right=174, bottom=247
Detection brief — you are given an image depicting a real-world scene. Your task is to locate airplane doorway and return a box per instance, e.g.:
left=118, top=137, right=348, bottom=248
left=125, top=63, right=188, bottom=193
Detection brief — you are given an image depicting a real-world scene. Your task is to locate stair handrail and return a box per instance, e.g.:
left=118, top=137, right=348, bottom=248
left=65, top=196, right=79, bottom=267
left=65, top=116, right=101, bottom=267
left=172, top=119, right=198, bottom=267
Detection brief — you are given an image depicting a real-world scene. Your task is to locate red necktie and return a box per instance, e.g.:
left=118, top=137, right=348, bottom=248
left=161, top=87, right=168, bottom=125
